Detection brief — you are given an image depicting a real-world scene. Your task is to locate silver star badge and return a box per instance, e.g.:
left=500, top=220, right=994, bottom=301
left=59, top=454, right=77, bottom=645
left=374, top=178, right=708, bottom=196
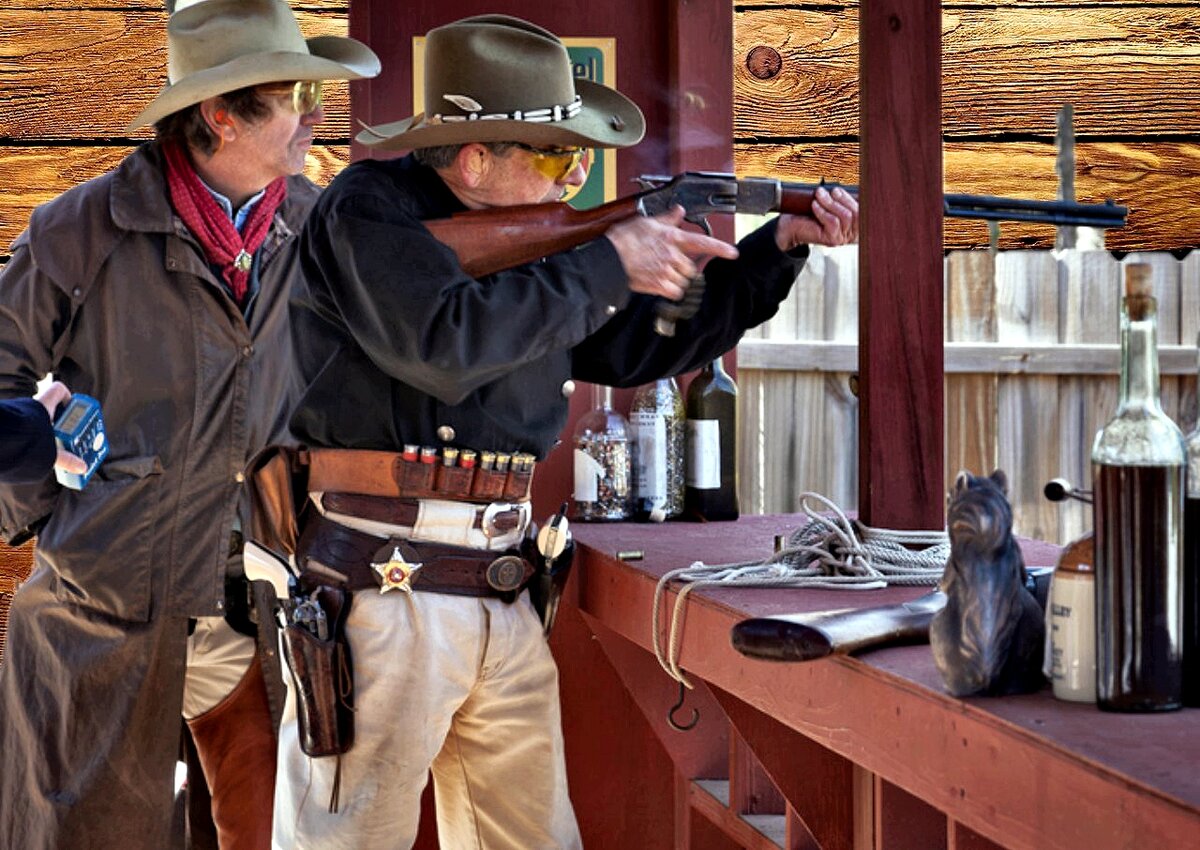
left=371, top=547, right=423, bottom=595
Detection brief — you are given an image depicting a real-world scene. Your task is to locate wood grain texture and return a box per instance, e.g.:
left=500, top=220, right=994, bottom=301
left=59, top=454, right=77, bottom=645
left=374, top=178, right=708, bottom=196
left=0, top=144, right=349, bottom=248
left=0, top=542, right=34, bottom=667
left=995, top=251, right=1061, bottom=542
left=858, top=0, right=944, bottom=530
left=735, top=141, right=1200, bottom=251
left=945, top=251, right=998, bottom=503
left=734, top=7, right=1200, bottom=139
left=0, top=9, right=351, bottom=140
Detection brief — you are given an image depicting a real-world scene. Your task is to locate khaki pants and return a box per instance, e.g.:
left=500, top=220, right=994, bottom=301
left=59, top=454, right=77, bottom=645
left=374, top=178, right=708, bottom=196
left=273, top=588, right=581, bottom=850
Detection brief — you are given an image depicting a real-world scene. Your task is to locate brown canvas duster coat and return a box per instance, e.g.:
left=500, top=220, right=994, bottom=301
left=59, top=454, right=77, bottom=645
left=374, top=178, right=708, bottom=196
left=0, top=142, right=315, bottom=849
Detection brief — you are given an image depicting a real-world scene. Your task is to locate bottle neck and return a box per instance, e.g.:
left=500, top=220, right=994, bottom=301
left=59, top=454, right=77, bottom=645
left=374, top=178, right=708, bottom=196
left=592, top=383, right=614, bottom=411
left=710, top=356, right=727, bottom=378
left=1118, top=304, right=1162, bottom=414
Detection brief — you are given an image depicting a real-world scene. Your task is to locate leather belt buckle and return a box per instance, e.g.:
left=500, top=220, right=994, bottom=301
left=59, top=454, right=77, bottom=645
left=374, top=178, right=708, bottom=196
left=485, top=555, right=527, bottom=592
left=481, top=502, right=529, bottom=539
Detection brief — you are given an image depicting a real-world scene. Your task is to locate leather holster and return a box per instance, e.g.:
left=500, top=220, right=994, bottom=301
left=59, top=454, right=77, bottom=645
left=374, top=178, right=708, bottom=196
left=279, top=585, right=354, bottom=758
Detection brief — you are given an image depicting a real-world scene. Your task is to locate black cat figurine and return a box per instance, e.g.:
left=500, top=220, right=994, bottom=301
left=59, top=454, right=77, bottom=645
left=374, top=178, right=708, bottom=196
left=930, top=469, right=1046, bottom=697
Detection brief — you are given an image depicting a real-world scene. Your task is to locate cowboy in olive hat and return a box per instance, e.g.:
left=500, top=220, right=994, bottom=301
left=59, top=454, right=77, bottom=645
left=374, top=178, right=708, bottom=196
left=0, top=3, right=377, bottom=850
left=275, top=14, right=854, bottom=848
left=356, top=14, right=644, bottom=151
left=129, top=0, right=378, bottom=131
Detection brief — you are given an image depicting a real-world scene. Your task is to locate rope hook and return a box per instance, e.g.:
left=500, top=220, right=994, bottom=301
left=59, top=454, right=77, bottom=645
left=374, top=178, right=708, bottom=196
left=667, top=680, right=699, bottom=732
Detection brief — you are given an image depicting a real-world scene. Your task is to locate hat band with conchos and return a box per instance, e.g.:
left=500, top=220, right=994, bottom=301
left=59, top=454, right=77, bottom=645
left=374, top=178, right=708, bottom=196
left=356, top=14, right=644, bottom=152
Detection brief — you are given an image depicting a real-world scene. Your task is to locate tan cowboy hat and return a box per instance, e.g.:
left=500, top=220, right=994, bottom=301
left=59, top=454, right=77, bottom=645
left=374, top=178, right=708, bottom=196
left=357, top=15, right=645, bottom=152
left=127, top=0, right=380, bottom=131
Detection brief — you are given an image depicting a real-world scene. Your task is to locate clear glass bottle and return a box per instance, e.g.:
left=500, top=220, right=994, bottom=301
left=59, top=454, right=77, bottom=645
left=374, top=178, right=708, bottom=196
left=1184, top=332, right=1200, bottom=707
left=1091, top=263, right=1186, bottom=712
left=571, top=384, right=632, bottom=521
left=684, top=356, right=740, bottom=521
left=629, top=377, right=685, bottom=520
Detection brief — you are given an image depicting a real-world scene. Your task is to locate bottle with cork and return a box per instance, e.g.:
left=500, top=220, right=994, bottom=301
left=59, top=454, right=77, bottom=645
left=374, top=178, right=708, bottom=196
left=1091, top=262, right=1186, bottom=712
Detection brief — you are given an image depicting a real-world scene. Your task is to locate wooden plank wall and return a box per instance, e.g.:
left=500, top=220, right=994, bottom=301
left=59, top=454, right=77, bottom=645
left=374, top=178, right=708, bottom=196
left=733, top=0, right=1200, bottom=251
left=0, top=0, right=351, bottom=662
left=734, top=0, right=1200, bottom=541
left=739, top=248, right=1199, bottom=545
left=0, top=0, right=352, bottom=263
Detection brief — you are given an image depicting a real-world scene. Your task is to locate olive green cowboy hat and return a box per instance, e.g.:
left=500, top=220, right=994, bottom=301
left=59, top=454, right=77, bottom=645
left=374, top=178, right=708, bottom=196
left=356, top=15, right=645, bottom=151
left=127, top=0, right=380, bottom=131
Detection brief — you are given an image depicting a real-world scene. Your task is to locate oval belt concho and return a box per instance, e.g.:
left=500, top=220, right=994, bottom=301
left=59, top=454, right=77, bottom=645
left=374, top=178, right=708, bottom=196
left=485, top=555, right=527, bottom=592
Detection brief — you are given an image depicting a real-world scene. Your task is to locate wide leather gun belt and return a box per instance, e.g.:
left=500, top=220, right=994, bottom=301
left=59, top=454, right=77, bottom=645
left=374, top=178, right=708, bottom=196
left=304, top=447, right=535, bottom=503
left=296, top=512, right=534, bottom=600
left=320, top=492, right=526, bottom=537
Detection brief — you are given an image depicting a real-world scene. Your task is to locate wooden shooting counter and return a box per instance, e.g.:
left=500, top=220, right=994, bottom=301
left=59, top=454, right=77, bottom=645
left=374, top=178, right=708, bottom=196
left=550, top=514, right=1200, bottom=850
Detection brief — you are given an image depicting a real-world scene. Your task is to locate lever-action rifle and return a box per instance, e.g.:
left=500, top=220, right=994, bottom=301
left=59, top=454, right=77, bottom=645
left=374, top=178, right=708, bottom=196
left=423, top=172, right=1129, bottom=334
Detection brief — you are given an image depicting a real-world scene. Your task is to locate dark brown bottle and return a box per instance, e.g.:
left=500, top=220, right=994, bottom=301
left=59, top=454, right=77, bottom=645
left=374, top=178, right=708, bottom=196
left=1184, top=495, right=1200, bottom=706
left=1091, top=264, right=1186, bottom=712
left=684, top=356, right=739, bottom=521
left=1184, top=334, right=1200, bottom=707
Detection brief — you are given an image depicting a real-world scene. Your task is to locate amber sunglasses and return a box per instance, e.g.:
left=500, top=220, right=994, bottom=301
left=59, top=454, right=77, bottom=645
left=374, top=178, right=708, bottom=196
left=511, top=142, right=588, bottom=181
left=258, top=80, right=324, bottom=115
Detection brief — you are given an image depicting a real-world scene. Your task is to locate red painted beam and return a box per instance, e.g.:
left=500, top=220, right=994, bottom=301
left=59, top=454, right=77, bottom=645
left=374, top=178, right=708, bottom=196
left=857, top=1, right=945, bottom=530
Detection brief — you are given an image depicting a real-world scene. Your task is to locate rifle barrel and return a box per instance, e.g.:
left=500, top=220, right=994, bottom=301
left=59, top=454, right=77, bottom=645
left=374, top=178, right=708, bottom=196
left=943, top=193, right=1128, bottom=229
left=777, top=181, right=1127, bottom=229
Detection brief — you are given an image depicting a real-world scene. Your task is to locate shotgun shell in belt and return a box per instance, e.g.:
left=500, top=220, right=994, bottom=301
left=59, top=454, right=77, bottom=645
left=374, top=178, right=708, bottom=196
left=442, top=448, right=459, bottom=466
left=496, top=453, right=511, bottom=473
left=480, top=451, right=496, bottom=470
left=460, top=450, right=477, bottom=469
left=401, top=444, right=419, bottom=462
left=420, top=447, right=438, bottom=464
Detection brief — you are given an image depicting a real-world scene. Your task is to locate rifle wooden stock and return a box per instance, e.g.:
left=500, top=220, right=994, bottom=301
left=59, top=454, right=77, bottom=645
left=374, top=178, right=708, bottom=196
left=731, top=590, right=947, bottom=662
left=420, top=171, right=1124, bottom=280
left=423, top=196, right=641, bottom=278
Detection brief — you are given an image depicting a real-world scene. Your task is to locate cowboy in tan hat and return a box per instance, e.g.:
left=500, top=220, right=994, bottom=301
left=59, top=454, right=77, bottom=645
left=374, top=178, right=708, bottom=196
left=274, top=14, right=854, bottom=848
left=0, top=3, right=377, bottom=849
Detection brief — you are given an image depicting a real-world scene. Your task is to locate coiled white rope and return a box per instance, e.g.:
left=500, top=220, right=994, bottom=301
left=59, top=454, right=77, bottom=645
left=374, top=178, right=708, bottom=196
left=651, top=492, right=949, bottom=688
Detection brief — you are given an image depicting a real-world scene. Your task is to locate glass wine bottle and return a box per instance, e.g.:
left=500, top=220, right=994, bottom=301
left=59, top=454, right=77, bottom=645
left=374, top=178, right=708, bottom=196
left=571, top=384, right=632, bottom=521
left=684, top=356, right=740, bottom=521
left=629, top=377, right=685, bottom=521
left=1183, top=332, right=1200, bottom=707
left=1091, top=263, right=1186, bottom=712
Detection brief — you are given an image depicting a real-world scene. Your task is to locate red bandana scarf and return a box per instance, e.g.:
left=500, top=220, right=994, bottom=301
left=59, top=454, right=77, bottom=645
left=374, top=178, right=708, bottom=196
left=162, top=141, right=288, bottom=305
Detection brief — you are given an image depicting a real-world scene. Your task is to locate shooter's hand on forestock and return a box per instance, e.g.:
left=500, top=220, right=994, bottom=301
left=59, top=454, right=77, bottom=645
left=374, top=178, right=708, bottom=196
left=605, top=205, right=739, bottom=300
left=774, top=185, right=859, bottom=253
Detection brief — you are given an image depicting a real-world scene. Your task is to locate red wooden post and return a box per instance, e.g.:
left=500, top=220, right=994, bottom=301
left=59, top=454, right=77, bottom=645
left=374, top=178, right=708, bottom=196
left=858, top=1, right=945, bottom=530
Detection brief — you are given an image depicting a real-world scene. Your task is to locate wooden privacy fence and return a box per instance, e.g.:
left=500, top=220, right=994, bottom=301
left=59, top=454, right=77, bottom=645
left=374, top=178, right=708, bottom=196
left=737, top=247, right=1200, bottom=546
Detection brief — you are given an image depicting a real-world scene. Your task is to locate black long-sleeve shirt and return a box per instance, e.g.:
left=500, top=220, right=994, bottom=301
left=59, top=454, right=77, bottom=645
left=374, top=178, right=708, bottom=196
left=289, top=154, right=807, bottom=457
left=0, top=398, right=54, bottom=484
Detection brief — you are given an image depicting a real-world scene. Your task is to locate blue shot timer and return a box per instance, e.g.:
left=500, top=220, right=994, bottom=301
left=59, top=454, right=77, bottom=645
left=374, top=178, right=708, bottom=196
left=52, top=393, right=108, bottom=490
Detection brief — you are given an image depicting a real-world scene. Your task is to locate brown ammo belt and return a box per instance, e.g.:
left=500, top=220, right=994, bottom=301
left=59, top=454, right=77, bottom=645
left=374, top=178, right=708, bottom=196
left=320, top=493, right=526, bottom=537
left=304, top=447, right=535, bottom=503
left=297, top=512, right=534, bottom=599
